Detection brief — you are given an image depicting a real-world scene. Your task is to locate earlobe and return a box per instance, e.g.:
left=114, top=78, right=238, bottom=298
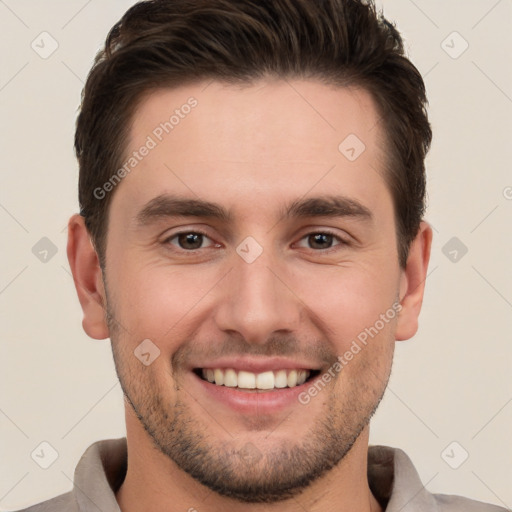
left=395, top=221, right=433, bottom=341
left=66, top=214, right=110, bottom=340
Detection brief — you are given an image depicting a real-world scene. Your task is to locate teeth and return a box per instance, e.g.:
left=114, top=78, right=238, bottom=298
left=200, top=368, right=312, bottom=390
left=224, top=368, right=237, bottom=387
left=287, top=370, right=298, bottom=387
left=256, top=371, right=274, bottom=389
left=214, top=368, right=224, bottom=386
left=274, top=369, right=288, bottom=388
left=237, top=371, right=256, bottom=389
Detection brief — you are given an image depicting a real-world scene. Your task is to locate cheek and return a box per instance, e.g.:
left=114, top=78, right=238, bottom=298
left=292, top=262, right=400, bottom=348
left=108, top=260, right=221, bottom=343
left=107, top=241, right=400, bottom=356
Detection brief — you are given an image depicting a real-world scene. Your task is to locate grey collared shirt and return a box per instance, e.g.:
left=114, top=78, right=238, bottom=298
left=13, top=438, right=507, bottom=511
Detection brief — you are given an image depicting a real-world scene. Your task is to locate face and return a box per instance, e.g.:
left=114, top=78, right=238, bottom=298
left=94, top=80, right=413, bottom=502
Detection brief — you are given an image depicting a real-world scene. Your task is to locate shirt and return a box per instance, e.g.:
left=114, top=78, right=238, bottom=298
left=13, top=438, right=507, bottom=511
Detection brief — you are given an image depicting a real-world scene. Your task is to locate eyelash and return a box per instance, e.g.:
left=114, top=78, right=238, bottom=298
left=163, top=229, right=349, bottom=254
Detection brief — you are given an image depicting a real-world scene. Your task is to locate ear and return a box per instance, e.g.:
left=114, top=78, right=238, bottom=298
left=66, top=214, right=109, bottom=340
left=395, top=221, right=433, bottom=341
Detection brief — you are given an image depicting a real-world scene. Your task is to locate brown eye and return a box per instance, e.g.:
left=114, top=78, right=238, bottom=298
left=178, top=233, right=204, bottom=250
left=166, top=231, right=215, bottom=250
left=296, top=231, right=345, bottom=251
left=308, top=233, right=335, bottom=250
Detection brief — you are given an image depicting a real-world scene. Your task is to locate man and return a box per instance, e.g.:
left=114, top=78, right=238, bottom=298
left=15, top=0, right=506, bottom=511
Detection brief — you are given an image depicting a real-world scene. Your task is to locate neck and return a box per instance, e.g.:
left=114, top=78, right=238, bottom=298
left=116, top=406, right=382, bottom=512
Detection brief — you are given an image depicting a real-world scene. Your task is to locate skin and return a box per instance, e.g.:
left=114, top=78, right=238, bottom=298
left=67, top=79, right=432, bottom=512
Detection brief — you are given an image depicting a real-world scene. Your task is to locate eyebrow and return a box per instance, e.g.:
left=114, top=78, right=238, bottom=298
left=281, top=196, right=372, bottom=222
left=136, top=195, right=232, bottom=226
left=135, top=193, right=373, bottom=227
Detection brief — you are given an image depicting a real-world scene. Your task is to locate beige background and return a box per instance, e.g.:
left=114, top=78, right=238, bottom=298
left=1, top=0, right=511, bottom=509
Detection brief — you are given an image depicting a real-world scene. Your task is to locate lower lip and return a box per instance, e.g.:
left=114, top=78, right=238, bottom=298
left=190, top=372, right=318, bottom=414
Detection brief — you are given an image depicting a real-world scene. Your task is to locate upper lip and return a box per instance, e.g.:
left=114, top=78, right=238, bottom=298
left=192, top=357, right=322, bottom=373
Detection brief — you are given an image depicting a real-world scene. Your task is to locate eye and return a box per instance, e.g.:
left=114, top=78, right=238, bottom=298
left=165, top=231, right=218, bottom=251
left=295, top=231, right=346, bottom=251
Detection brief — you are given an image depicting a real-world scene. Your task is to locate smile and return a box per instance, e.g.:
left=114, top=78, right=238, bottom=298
left=194, top=368, right=321, bottom=391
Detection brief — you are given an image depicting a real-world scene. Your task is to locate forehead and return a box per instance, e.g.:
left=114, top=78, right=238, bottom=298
left=112, top=79, right=391, bottom=222
left=131, top=79, right=383, bottom=160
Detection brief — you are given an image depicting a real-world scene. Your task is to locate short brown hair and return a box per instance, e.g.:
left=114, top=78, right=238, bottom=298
left=75, top=0, right=431, bottom=268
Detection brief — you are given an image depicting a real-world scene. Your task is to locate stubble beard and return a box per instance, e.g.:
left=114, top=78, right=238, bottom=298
left=106, top=301, right=392, bottom=503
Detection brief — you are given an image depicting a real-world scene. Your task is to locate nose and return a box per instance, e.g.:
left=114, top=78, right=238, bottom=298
left=213, top=247, right=303, bottom=345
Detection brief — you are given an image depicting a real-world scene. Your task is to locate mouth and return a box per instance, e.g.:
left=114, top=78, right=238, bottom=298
left=189, top=362, right=327, bottom=414
left=193, top=367, right=322, bottom=392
